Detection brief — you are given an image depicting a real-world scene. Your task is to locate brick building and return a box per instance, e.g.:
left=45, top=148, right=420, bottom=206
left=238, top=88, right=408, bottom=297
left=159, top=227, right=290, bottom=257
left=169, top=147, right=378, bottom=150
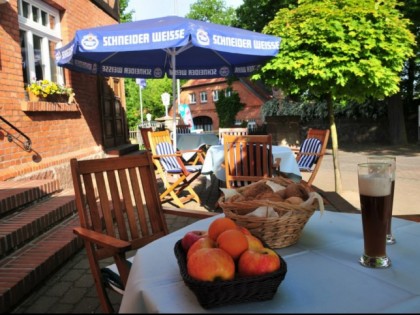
left=0, top=0, right=133, bottom=187
left=178, top=78, right=272, bottom=131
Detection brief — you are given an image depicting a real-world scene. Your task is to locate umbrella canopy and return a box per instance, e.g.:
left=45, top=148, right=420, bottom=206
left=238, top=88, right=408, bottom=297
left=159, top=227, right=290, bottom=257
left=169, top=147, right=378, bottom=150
left=55, top=15, right=281, bottom=148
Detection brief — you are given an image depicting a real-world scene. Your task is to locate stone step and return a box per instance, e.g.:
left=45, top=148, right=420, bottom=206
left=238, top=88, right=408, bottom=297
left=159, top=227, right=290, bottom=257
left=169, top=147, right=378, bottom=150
left=0, top=179, right=61, bottom=217
left=0, top=188, right=76, bottom=257
left=0, top=215, right=83, bottom=313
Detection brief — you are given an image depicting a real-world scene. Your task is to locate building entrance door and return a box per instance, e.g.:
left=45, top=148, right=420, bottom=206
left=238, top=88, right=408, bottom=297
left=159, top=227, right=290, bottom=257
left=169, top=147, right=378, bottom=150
left=99, top=77, right=127, bottom=149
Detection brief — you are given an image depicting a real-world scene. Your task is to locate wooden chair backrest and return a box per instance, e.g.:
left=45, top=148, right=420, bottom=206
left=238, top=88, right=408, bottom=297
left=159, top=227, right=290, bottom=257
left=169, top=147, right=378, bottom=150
left=70, top=152, right=169, bottom=313
left=297, top=128, right=330, bottom=186
left=139, top=127, right=153, bottom=150
left=218, top=127, right=248, bottom=144
left=223, top=134, right=273, bottom=188
left=148, top=130, right=173, bottom=156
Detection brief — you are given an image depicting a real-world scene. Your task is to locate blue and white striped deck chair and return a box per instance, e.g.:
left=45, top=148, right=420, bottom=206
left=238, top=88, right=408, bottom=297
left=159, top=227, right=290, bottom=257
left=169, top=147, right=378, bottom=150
left=149, top=131, right=202, bottom=208
left=297, top=138, right=322, bottom=172
left=295, top=128, right=330, bottom=186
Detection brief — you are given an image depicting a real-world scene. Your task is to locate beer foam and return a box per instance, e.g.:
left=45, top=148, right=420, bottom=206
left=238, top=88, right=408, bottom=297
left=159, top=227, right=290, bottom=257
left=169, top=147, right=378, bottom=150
left=358, top=174, right=391, bottom=196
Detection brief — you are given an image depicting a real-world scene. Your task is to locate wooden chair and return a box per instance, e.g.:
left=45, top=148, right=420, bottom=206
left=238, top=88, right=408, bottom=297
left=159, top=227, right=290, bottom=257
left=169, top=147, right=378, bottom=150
left=218, top=127, right=248, bottom=145
left=70, top=152, right=215, bottom=313
left=139, top=127, right=153, bottom=151
left=223, top=134, right=280, bottom=188
left=295, top=128, right=330, bottom=186
left=148, top=130, right=204, bottom=208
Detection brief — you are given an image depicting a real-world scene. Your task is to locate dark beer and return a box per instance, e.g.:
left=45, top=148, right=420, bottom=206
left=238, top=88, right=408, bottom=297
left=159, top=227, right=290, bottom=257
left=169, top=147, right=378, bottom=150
left=358, top=163, right=392, bottom=268
left=360, top=194, right=391, bottom=257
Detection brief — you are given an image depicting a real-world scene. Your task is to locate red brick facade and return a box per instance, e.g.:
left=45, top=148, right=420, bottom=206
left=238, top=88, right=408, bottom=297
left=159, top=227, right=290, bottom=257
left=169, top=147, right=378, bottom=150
left=178, top=78, right=271, bottom=130
left=0, top=0, right=123, bottom=183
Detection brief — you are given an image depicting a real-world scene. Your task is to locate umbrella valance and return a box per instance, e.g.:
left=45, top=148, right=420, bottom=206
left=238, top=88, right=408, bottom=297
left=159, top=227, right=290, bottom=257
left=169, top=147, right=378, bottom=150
left=55, top=15, right=281, bottom=79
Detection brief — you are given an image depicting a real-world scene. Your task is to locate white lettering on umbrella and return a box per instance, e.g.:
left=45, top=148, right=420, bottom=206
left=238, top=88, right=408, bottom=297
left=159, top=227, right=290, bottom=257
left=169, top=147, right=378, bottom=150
left=103, top=34, right=150, bottom=46
left=123, top=68, right=152, bottom=75
left=152, top=29, right=185, bottom=42
left=60, top=44, right=74, bottom=59
left=253, top=40, right=279, bottom=50
left=102, top=65, right=123, bottom=74
left=212, top=35, right=252, bottom=48
left=187, top=69, right=217, bottom=76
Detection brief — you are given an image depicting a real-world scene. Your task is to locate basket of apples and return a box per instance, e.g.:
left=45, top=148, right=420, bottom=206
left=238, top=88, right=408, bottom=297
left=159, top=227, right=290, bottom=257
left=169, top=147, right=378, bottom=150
left=174, top=217, right=287, bottom=309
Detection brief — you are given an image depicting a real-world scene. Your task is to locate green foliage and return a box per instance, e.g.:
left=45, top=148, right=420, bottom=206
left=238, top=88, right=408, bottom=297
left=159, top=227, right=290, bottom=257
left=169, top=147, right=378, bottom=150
left=258, top=0, right=416, bottom=104
left=124, top=77, right=173, bottom=129
left=214, top=88, right=245, bottom=127
left=186, top=0, right=237, bottom=25
left=234, top=0, right=296, bottom=32
left=120, top=0, right=133, bottom=23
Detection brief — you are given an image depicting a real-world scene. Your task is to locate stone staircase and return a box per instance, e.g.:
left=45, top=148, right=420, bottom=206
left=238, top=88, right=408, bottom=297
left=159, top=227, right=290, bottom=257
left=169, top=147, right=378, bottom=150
left=0, top=179, right=82, bottom=313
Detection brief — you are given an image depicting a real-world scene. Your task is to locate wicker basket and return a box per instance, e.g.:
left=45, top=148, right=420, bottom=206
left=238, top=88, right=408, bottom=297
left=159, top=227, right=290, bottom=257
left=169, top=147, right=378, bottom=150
left=218, top=178, right=320, bottom=249
left=174, top=240, right=287, bottom=309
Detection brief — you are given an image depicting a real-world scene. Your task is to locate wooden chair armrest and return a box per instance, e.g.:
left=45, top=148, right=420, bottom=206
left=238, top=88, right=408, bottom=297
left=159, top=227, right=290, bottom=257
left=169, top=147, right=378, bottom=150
left=73, top=227, right=131, bottom=252
left=162, top=207, right=218, bottom=219
left=177, top=149, right=203, bottom=154
left=152, top=153, right=182, bottom=159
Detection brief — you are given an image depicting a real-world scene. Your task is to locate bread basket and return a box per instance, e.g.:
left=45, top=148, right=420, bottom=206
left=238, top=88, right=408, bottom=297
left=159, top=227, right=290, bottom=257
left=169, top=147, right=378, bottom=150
left=218, top=177, right=322, bottom=249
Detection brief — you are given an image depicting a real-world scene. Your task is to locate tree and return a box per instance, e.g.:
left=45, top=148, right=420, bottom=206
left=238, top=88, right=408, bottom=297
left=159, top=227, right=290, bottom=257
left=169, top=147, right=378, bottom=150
left=258, top=0, right=415, bottom=193
left=124, top=77, right=173, bottom=129
left=235, top=0, right=296, bottom=32
left=186, top=0, right=237, bottom=25
left=119, top=0, right=134, bottom=23
left=215, top=83, right=245, bottom=127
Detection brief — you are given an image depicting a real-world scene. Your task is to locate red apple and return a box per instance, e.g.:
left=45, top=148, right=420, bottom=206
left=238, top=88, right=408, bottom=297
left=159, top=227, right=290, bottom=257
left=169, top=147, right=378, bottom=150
left=238, top=247, right=281, bottom=277
left=244, top=234, right=264, bottom=251
left=181, top=230, right=207, bottom=251
left=187, top=236, right=216, bottom=260
left=187, top=247, right=235, bottom=281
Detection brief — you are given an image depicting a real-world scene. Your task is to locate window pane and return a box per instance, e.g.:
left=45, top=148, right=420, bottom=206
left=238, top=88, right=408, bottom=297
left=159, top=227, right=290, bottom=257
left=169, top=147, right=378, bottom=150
left=49, top=40, right=58, bottom=82
left=41, top=11, right=48, bottom=27
left=20, top=30, right=29, bottom=85
left=32, top=6, right=39, bottom=22
left=22, top=1, right=29, bottom=18
left=33, top=34, right=43, bottom=80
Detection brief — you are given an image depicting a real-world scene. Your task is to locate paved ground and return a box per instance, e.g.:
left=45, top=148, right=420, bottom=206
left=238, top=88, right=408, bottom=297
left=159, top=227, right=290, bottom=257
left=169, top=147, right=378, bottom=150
left=11, top=142, right=420, bottom=313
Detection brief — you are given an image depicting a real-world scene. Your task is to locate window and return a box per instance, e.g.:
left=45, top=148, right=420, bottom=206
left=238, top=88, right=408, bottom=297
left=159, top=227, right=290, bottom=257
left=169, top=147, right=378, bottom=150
left=19, top=0, right=63, bottom=87
left=189, top=93, right=196, bottom=104
left=200, top=91, right=207, bottom=103
left=212, top=90, right=219, bottom=102
left=225, top=88, right=232, bottom=97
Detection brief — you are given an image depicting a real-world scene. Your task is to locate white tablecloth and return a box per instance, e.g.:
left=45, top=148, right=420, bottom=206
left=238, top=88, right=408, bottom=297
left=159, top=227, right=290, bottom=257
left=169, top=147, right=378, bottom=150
left=201, top=144, right=302, bottom=182
left=176, top=133, right=220, bottom=161
left=119, top=211, right=420, bottom=313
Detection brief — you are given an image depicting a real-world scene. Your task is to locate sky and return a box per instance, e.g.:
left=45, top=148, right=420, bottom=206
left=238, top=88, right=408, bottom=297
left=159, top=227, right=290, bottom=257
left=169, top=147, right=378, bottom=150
left=126, top=0, right=244, bottom=21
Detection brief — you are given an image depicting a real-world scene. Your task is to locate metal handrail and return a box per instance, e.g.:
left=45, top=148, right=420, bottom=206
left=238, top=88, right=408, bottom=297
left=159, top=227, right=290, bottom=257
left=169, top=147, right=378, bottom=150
left=0, top=115, right=32, bottom=152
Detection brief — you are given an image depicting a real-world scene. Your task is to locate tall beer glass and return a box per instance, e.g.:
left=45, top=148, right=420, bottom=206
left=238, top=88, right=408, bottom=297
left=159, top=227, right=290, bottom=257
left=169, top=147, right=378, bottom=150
left=367, top=156, right=396, bottom=245
left=358, top=162, right=392, bottom=268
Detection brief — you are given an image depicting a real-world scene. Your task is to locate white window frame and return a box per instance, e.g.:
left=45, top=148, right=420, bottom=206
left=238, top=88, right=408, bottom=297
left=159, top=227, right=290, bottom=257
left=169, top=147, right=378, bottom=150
left=212, top=90, right=219, bottom=102
left=18, top=0, right=63, bottom=85
left=200, top=91, right=207, bottom=103
left=225, top=88, right=232, bottom=97
left=189, top=93, right=196, bottom=104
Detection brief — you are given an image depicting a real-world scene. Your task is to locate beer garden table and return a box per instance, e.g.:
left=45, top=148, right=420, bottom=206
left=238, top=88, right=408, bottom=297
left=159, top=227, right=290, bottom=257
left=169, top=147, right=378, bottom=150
left=119, top=211, right=420, bottom=313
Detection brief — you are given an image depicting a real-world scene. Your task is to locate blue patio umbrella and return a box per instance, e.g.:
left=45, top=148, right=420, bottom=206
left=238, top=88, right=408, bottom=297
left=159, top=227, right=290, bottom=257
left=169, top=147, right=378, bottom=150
left=55, top=15, right=281, bottom=149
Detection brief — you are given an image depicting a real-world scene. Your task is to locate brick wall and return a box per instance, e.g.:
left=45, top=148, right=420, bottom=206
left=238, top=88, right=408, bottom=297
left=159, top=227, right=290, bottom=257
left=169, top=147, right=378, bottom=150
left=179, top=78, right=269, bottom=130
left=0, top=0, right=118, bottom=181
